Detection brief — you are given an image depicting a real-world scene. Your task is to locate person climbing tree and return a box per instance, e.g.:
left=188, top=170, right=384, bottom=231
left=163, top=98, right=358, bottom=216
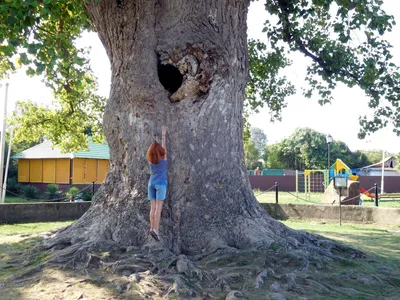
left=146, top=126, right=168, bottom=241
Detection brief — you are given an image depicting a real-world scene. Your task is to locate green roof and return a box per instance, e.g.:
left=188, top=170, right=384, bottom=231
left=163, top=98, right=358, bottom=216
left=74, top=141, right=110, bottom=159
left=12, top=140, right=110, bottom=160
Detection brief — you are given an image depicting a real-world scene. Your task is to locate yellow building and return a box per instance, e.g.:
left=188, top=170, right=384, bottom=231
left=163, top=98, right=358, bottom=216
left=12, top=140, right=109, bottom=187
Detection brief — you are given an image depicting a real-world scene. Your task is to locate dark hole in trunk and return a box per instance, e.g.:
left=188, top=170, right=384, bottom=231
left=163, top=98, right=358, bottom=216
left=157, top=56, right=183, bottom=94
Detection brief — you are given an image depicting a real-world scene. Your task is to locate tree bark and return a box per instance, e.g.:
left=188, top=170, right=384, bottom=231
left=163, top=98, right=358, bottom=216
left=50, top=0, right=303, bottom=255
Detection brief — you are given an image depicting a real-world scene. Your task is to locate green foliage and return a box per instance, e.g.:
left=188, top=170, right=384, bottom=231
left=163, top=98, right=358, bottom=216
left=44, top=184, right=62, bottom=200
left=249, top=127, right=267, bottom=153
left=242, top=112, right=251, bottom=144
left=65, top=187, right=79, bottom=202
left=244, top=127, right=267, bottom=169
left=80, top=190, right=93, bottom=202
left=6, top=177, right=21, bottom=195
left=264, top=142, right=287, bottom=169
left=1, top=0, right=399, bottom=151
left=22, top=185, right=39, bottom=199
left=261, top=0, right=400, bottom=138
left=395, top=153, right=400, bottom=171
left=0, top=0, right=105, bottom=152
left=246, top=39, right=295, bottom=121
left=265, top=128, right=371, bottom=170
left=46, top=184, right=58, bottom=194
left=361, top=150, right=384, bottom=164
left=244, top=139, right=261, bottom=170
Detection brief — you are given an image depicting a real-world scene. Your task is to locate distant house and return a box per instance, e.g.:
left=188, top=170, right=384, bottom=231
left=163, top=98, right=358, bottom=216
left=12, top=140, right=110, bottom=190
left=357, top=156, right=400, bottom=176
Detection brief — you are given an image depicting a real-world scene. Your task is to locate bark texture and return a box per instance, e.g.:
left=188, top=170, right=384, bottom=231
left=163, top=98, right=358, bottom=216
left=48, top=0, right=342, bottom=257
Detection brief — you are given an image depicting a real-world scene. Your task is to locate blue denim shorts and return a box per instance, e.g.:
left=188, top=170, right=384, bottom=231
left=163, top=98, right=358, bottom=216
left=148, top=180, right=167, bottom=200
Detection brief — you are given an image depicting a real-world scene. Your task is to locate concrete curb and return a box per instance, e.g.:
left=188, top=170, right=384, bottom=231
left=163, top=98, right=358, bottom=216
left=261, top=203, right=400, bottom=225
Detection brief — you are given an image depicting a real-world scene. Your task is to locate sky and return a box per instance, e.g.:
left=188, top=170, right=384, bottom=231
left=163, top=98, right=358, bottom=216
left=247, top=0, right=400, bottom=153
left=0, top=0, right=399, bottom=153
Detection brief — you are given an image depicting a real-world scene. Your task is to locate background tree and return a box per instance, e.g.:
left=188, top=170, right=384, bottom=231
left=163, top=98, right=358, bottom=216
left=0, top=0, right=396, bottom=296
left=244, top=139, right=261, bottom=170
left=361, top=150, right=386, bottom=164
left=264, top=142, right=286, bottom=169
left=249, top=127, right=267, bottom=154
left=265, top=128, right=372, bottom=170
left=244, top=127, right=267, bottom=169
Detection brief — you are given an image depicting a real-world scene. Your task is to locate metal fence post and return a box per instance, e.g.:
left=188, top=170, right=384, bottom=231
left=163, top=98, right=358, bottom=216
left=275, top=182, right=279, bottom=204
left=92, top=181, right=95, bottom=197
left=374, top=183, right=379, bottom=207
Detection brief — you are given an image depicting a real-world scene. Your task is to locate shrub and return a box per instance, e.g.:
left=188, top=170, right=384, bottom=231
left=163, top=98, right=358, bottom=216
left=45, top=184, right=63, bottom=200
left=82, top=190, right=93, bottom=202
left=22, top=185, right=39, bottom=199
left=6, top=177, right=22, bottom=195
left=66, top=187, right=79, bottom=202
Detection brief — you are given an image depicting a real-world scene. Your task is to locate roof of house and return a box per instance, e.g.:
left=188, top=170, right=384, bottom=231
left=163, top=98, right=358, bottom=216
left=360, top=156, right=396, bottom=170
left=12, top=140, right=110, bottom=160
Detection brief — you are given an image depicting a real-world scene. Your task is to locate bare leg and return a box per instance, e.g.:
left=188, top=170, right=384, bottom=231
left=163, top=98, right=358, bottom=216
left=149, top=200, right=156, bottom=231
left=153, top=200, right=164, bottom=234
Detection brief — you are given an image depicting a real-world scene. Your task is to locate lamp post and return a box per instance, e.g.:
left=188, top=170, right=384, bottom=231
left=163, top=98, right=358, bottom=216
left=326, top=134, right=333, bottom=169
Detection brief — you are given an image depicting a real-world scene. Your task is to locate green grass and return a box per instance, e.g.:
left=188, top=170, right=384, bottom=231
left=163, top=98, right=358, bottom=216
left=0, top=221, right=73, bottom=284
left=4, top=196, right=30, bottom=203
left=0, top=221, right=73, bottom=236
left=256, top=191, right=323, bottom=204
left=283, top=220, right=400, bottom=261
left=0, top=220, right=399, bottom=299
left=282, top=220, right=400, bottom=299
left=255, top=190, right=400, bottom=208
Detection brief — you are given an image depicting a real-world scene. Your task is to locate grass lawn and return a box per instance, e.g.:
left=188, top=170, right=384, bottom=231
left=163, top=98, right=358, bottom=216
left=0, top=221, right=73, bottom=236
left=0, top=221, right=74, bottom=285
left=4, top=196, right=30, bottom=203
left=256, top=190, right=400, bottom=208
left=1, top=220, right=400, bottom=299
left=283, top=220, right=400, bottom=262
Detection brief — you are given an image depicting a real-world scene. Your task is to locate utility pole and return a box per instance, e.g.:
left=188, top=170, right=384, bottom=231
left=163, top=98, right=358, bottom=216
left=2, top=126, right=13, bottom=203
left=381, top=150, right=385, bottom=195
left=0, top=83, right=9, bottom=202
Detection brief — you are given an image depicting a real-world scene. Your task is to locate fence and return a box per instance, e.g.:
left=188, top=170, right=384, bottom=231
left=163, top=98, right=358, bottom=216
left=250, top=175, right=400, bottom=193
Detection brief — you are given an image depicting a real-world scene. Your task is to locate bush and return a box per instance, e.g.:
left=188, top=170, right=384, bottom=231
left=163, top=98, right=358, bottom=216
left=81, top=190, right=93, bottom=202
left=44, top=184, right=63, bottom=200
left=6, top=177, right=22, bottom=195
left=66, top=187, right=79, bottom=202
left=22, top=185, right=39, bottom=199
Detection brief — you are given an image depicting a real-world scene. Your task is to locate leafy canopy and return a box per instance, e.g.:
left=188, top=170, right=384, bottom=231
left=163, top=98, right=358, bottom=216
left=0, top=0, right=104, bottom=151
left=0, top=0, right=399, bottom=151
left=264, top=128, right=371, bottom=170
left=248, top=0, right=400, bottom=138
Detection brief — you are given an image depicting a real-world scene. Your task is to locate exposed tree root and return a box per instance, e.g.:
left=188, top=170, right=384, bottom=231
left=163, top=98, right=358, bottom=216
left=9, top=227, right=363, bottom=299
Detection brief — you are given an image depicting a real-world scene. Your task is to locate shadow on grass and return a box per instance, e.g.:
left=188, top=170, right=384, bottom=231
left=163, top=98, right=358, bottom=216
left=0, top=235, right=131, bottom=300
left=1, top=222, right=400, bottom=299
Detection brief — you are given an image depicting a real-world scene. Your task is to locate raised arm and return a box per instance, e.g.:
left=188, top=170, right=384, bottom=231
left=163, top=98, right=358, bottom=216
left=162, top=126, right=167, bottom=158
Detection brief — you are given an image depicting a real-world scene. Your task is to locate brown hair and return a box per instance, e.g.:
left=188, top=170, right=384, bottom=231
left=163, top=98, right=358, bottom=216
left=146, top=142, right=166, bottom=164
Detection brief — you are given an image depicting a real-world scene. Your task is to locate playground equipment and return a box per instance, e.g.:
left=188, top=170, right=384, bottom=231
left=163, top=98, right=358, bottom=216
left=295, top=159, right=374, bottom=204
left=323, top=159, right=376, bottom=205
left=329, top=159, right=359, bottom=181
left=303, top=169, right=329, bottom=200
left=295, top=169, right=329, bottom=200
left=360, top=187, right=375, bottom=199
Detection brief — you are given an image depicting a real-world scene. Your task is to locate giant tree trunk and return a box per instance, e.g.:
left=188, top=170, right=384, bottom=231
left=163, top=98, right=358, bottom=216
left=43, top=2, right=364, bottom=296
left=51, top=0, right=296, bottom=255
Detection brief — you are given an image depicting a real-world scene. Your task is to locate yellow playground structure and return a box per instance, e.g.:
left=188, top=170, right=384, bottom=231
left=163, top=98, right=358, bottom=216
left=297, top=159, right=360, bottom=201
left=329, top=159, right=358, bottom=181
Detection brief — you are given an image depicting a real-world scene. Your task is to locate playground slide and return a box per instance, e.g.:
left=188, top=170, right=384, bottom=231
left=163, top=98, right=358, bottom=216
left=360, top=187, right=375, bottom=199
